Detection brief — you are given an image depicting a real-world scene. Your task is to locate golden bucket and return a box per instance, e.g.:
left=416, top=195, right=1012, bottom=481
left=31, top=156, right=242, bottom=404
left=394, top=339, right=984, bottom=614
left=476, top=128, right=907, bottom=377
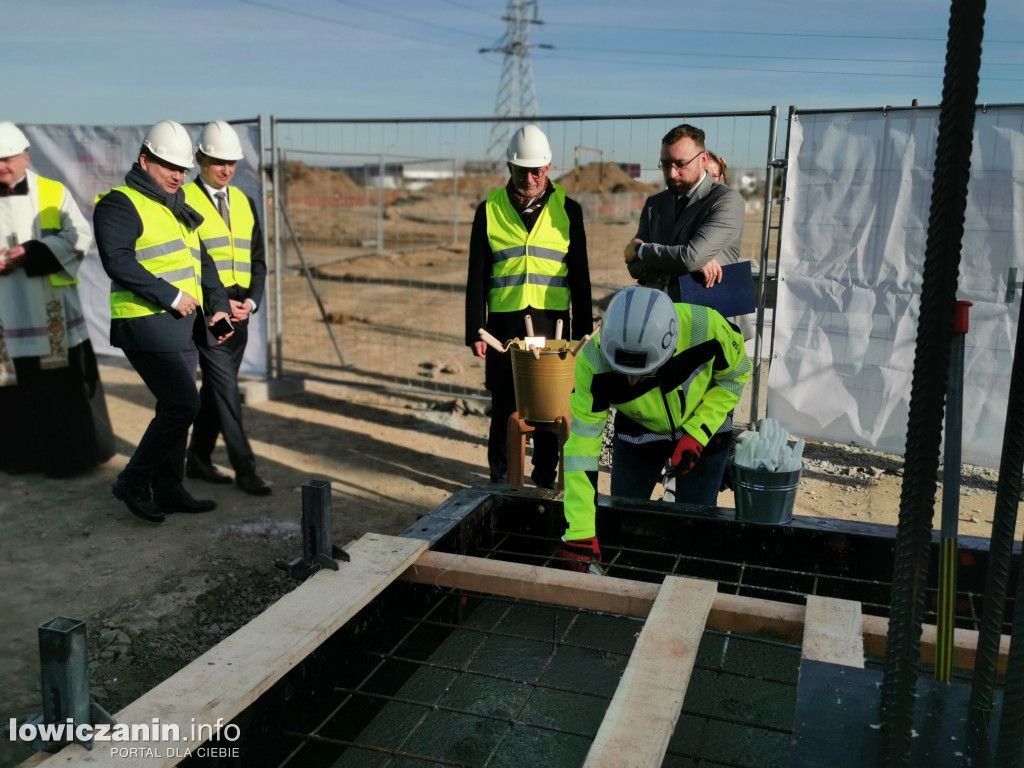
left=509, top=338, right=577, bottom=422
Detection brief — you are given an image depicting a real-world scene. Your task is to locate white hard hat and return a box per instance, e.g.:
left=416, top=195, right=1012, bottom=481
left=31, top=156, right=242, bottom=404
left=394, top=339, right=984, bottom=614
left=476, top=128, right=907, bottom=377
left=141, top=120, right=194, bottom=169
left=600, top=286, right=679, bottom=376
left=0, top=122, right=30, bottom=157
left=506, top=124, right=552, bottom=167
left=197, top=120, right=244, bottom=162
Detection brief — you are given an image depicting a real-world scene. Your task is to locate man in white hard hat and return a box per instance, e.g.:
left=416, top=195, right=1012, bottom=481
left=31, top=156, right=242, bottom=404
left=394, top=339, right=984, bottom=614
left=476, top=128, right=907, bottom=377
left=558, top=286, right=751, bottom=574
left=465, top=124, right=593, bottom=489
left=182, top=121, right=271, bottom=496
left=0, top=121, right=115, bottom=476
left=94, top=120, right=234, bottom=524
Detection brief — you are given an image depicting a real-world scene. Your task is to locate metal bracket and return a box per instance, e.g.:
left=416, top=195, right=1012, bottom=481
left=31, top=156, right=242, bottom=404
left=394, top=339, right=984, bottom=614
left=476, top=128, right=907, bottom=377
left=8, top=616, right=117, bottom=753
left=1007, top=267, right=1022, bottom=303
left=275, top=479, right=350, bottom=580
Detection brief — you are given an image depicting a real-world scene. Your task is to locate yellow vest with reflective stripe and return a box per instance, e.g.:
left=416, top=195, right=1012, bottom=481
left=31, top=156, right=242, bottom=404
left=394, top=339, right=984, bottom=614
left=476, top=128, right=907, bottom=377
left=485, top=183, right=571, bottom=312
left=35, top=176, right=78, bottom=288
left=99, top=186, right=203, bottom=319
left=183, top=183, right=254, bottom=290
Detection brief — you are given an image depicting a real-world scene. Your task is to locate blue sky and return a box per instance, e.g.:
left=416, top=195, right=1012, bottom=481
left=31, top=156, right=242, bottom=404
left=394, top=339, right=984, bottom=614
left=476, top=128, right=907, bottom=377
left=8, top=0, right=1023, bottom=127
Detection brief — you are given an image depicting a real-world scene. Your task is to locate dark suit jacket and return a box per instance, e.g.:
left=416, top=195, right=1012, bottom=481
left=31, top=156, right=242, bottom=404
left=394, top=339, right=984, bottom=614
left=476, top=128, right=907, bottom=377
left=185, top=182, right=267, bottom=313
left=94, top=190, right=229, bottom=352
left=629, top=173, right=745, bottom=302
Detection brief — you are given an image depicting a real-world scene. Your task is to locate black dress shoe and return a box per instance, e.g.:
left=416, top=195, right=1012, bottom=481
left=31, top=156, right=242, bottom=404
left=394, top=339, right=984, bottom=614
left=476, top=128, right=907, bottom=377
left=186, top=453, right=233, bottom=484
left=112, top=478, right=165, bottom=523
left=236, top=473, right=273, bottom=496
left=155, top=489, right=217, bottom=514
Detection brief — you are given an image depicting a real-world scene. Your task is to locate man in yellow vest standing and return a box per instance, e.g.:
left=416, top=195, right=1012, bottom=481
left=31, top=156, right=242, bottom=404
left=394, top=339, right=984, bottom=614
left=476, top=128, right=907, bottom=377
left=183, top=121, right=271, bottom=496
left=465, top=124, right=593, bottom=488
left=0, top=121, right=115, bottom=477
left=94, top=120, right=234, bottom=523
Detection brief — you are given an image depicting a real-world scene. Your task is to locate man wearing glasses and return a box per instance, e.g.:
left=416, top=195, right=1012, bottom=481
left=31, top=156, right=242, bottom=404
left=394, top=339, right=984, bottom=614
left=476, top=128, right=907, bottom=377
left=624, top=123, right=744, bottom=295
left=465, top=124, right=593, bottom=489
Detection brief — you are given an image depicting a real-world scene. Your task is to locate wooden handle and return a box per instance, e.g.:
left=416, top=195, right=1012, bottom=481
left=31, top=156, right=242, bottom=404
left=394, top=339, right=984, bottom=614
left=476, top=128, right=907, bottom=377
left=528, top=345, right=541, bottom=360
left=555, top=319, right=563, bottom=340
left=478, top=328, right=506, bottom=353
left=571, top=333, right=592, bottom=356
left=524, top=314, right=534, bottom=337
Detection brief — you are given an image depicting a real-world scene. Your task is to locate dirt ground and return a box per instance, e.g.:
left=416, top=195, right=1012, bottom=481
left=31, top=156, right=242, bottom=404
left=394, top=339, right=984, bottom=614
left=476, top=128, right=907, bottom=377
left=0, top=167, right=1014, bottom=767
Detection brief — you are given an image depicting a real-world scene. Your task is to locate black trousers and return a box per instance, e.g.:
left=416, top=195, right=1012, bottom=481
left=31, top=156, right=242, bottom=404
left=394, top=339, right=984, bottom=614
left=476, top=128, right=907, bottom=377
left=189, top=322, right=255, bottom=476
left=487, top=360, right=558, bottom=486
left=121, top=342, right=199, bottom=496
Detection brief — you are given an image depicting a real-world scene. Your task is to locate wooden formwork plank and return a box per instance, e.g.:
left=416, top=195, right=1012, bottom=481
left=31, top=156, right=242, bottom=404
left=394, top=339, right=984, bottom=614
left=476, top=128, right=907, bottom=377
left=861, top=614, right=1011, bottom=675
left=31, top=534, right=427, bottom=768
left=583, top=576, right=717, bottom=768
left=803, top=596, right=864, bottom=668
left=403, top=549, right=662, bottom=617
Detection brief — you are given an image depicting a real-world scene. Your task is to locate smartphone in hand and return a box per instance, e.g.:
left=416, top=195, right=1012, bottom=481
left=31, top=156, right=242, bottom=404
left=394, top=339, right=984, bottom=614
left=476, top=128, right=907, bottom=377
left=211, top=317, right=234, bottom=337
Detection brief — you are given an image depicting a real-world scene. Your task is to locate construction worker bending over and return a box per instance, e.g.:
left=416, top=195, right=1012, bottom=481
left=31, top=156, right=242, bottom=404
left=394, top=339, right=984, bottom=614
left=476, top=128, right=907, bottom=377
left=465, top=124, right=592, bottom=488
left=559, top=286, right=751, bottom=573
left=183, top=121, right=272, bottom=496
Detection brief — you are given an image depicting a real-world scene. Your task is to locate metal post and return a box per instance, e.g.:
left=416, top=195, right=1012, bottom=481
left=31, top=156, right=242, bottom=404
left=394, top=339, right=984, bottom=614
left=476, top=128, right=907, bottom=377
left=935, top=300, right=971, bottom=682
left=749, top=105, right=781, bottom=426
left=377, top=152, right=385, bottom=254
left=257, top=114, right=272, bottom=381
left=271, top=115, right=283, bottom=380
left=38, top=616, right=91, bottom=747
left=452, top=155, right=459, bottom=247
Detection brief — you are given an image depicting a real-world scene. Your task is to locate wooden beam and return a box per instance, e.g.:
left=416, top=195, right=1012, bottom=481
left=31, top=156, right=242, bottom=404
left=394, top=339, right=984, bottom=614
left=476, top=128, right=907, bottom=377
left=584, top=576, right=716, bottom=768
left=402, top=551, right=1009, bottom=671
left=403, top=549, right=661, bottom=618
left=803, top=596, right=864, bottom=668
left=32, top=534, right=427, bottom=768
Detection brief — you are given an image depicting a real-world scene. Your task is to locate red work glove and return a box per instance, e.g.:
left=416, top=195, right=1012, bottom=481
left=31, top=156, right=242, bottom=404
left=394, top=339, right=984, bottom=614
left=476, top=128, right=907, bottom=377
left=557, top=536, right=605, bottom=576
left=667, top=435, right=703, bottom=478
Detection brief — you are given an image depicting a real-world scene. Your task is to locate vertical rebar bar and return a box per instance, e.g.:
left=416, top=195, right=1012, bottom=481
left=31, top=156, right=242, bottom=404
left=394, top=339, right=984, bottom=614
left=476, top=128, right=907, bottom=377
left=880, top=1, right=985, bottom=765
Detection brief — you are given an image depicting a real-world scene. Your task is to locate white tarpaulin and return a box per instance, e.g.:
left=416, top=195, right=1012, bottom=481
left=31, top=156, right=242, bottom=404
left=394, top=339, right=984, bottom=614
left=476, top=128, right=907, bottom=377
left=771, top=106, right=1024, bottom=468
left=20, top=121, right=267, bottom=377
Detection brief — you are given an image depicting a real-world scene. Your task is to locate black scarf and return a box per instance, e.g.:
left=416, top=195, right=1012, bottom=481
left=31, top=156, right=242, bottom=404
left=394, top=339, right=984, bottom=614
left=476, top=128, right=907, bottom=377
left=124, top=163, right=203, bottom=230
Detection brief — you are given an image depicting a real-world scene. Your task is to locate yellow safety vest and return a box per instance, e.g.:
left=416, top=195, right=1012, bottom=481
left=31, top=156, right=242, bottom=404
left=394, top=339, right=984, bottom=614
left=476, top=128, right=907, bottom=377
left=36, top=176, right=77, bottom=287
left=98, top=186, right=203, bottom=319
left=183, top=183, right=254, bottom=290
left=485, top=183, right=571, bottom=312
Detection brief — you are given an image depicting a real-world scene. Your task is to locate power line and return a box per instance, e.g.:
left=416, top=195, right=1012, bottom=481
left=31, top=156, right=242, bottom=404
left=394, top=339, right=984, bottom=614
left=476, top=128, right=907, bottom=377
left=334, top=0, right=488, bottom=40
left=532, top=50, right=1024, bottom=82
left=543, top=19, right=1024, bottom=45
left=237, top=0, right=475, bottom=50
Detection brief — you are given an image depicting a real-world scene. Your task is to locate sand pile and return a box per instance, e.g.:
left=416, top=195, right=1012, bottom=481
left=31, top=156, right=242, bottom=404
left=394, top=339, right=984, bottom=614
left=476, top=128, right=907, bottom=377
left=285, top=161, right=362, bottom=199
left=424, top=173, right=505, bottom=198
left=555, top=163, right=660, bottom=195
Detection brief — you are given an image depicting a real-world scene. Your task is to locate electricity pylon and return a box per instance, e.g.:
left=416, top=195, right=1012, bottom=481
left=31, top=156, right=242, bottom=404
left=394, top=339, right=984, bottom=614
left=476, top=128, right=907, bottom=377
left=480, top=0, right=551, bottom=164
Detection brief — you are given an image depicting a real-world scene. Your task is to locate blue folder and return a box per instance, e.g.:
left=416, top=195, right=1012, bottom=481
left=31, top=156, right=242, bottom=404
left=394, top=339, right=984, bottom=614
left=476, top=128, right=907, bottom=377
left=677, top=260, right=755, bottom=317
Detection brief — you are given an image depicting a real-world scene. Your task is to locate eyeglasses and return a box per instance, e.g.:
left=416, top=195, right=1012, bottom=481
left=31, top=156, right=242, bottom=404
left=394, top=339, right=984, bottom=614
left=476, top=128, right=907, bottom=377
left=511, top=165, right=547, bottom=177
left=658, top=151, right=705, bottom=173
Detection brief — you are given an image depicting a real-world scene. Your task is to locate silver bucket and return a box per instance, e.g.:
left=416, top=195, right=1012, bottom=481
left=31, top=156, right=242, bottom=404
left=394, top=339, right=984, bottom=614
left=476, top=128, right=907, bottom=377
left=731, top=459, right=803, bottom=525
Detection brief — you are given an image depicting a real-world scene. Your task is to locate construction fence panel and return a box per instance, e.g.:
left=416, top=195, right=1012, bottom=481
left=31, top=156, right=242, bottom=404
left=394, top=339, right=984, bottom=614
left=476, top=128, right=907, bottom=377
left=269, top=112, right=779, bottom=412
left=772, top=103, right=1024, bottom=468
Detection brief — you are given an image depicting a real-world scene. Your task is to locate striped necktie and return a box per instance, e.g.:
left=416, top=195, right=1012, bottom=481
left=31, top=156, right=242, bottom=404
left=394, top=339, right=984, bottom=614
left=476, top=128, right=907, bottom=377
left=215, top=190, right=230, bottom=228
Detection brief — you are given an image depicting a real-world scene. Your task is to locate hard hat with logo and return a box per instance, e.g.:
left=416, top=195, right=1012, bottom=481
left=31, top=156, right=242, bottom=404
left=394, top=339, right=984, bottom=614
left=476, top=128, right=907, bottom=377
left=197, top=120, right=244, bottom=162
left=141, top=120, right=194, bottom=169
left=0, top=122, right=30, bottom=157
left=599, top=286, right=679, bottom=376
left=506, top=124, right=552, bottom=167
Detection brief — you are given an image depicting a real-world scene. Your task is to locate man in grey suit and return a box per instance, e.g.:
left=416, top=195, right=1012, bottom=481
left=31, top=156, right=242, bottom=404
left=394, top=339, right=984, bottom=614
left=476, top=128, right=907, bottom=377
left=624, top=123, right=744, bottom=300
left=623, top=123, right=748, bottom=504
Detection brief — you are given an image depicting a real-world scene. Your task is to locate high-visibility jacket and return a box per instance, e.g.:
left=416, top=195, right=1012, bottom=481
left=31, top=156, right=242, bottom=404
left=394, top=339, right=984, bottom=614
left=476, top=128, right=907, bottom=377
left=485, top=183, right=571, bottom=312
left=183, top=184, right=254, bottom=290
left=562, top=303, right=752, bottom=539
left=36, top=176, right=77, bottom=287
left=99, top=187, right=203, bottom=319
